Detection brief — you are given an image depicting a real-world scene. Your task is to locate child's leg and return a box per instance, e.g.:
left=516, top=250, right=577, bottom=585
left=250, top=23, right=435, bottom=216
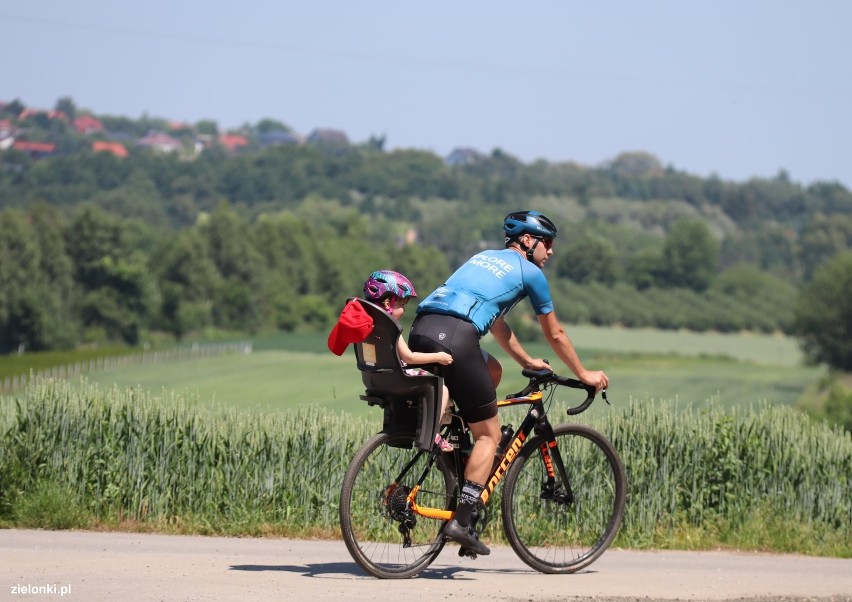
left=440, top=386, right=451, bottom=424
left=435, top=385, right=454, bottom=451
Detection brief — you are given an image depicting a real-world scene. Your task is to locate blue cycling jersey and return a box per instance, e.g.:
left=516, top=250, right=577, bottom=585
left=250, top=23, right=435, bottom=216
left=415, top=249, right=554, bottom=336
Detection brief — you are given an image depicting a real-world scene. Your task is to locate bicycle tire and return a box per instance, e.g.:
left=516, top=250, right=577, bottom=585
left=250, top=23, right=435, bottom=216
left=339, top=432, right=456, bottom=579
left=501, top=423, right=626, bottom=574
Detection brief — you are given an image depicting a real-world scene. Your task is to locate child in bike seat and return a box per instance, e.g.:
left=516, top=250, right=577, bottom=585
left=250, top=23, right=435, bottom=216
left=363, top=270, right=455, bottom=452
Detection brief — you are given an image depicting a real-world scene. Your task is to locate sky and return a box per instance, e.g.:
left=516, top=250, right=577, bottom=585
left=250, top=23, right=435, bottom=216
left=4, top=1, right=851, bottom=189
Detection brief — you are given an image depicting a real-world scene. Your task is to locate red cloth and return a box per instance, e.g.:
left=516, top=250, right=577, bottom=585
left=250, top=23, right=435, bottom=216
left=328, top=299, right=374, bottom=355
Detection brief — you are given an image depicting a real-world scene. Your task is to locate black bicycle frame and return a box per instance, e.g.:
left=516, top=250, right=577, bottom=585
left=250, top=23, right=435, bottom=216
left=391, top=389, right=576, bottom=520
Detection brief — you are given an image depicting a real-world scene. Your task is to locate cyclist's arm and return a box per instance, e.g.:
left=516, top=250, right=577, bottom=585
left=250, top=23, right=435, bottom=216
left=537, top=312, right=609, bottom=390
left=490, top=315, right=549, bottom=370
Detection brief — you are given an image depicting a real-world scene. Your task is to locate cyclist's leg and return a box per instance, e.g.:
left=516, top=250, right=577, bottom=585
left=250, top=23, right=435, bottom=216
left=483, top=350, right=503, bottom=388
left=464, top=414, right=500, bottom=484
left=411, top=314, right=499, bottom=555
left=443, top=410, right=499, bottom=556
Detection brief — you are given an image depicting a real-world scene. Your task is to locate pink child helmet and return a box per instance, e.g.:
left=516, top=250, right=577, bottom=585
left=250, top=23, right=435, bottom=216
left=363, top=270, right=417, bottom=306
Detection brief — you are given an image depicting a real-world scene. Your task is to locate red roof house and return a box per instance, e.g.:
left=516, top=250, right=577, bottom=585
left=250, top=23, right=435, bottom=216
left=18, top=109, right=67, bottom=122
left=17, top=108, right=42, bottom=120
left=74, top=115, right=105, bottom=134
left=12, top=140, right=56, bottom=157
left=218, top=134, right=249, bottom=153
left=92, top=141, right=129, bottom=158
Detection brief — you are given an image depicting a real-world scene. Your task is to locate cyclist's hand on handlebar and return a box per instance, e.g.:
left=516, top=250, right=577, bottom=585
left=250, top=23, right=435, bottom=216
left=581, top=369, right=609, bottom=392
left=524, top=358, right=552, bottom=371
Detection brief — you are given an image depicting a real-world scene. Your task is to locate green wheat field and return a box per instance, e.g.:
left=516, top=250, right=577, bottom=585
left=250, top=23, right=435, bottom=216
left=1, top=326, right=849, bottom=556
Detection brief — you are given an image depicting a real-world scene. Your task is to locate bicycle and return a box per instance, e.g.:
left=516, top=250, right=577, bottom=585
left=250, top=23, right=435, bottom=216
left=339, top=364, right=627, bottom=579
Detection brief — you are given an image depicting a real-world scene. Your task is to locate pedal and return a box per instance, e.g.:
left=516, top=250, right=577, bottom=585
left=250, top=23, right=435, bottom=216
left=457, top=546, right=478, bottom=559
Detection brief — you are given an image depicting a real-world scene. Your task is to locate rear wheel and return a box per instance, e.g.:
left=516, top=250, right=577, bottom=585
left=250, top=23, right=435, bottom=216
left=340, top=432, right=456, bottom=579
left=501, top=423, right=626, bottom=573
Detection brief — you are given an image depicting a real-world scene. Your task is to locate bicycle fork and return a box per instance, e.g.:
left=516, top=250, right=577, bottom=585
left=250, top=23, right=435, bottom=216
left=536, top=419, right=576, bottom=506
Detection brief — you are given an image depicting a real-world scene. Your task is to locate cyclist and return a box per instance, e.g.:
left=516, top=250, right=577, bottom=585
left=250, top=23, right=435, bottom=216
left=409, top=210, right=609, bottom=556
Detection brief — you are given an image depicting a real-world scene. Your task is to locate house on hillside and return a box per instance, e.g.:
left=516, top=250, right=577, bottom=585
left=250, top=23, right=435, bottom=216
left=307, top=128, right=348, bottom=145
left=0, top=119, right=16, bottom=150
left=446, top=147, right=485, bottom=166
left=16, top=108, right=43, bottom=121
left=18, top=108, right=68, bottom=122
left=74, top=114, right=105, bottom=135
left=218, top=134, right=249, bottom=154
left=258, top=131, right=300, bottom=148
left=12, top=140, right=56, bottom=158
left=92, top=141, right=129, bottom=158
left=136, top=131, right=182, bottom=153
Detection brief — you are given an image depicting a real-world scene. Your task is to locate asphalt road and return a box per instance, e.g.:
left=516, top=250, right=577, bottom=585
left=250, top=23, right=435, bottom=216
left=2, top=529, right=851, bottom=602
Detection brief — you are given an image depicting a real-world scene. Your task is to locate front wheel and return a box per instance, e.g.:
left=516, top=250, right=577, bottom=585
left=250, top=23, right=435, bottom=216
left=501, top=423, right=626, bottom=573
left=340, top=432, right=456, bottom=579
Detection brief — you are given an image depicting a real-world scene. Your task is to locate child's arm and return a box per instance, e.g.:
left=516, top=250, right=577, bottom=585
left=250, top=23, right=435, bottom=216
left=396, top=338, right=452, bottom=366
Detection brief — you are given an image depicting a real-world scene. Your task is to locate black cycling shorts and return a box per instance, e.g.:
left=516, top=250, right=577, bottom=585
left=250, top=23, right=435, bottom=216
left=409, top=312, right=498, bottom=423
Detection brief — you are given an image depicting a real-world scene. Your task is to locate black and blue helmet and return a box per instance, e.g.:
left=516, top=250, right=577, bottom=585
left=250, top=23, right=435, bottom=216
left=503, top=210, right=558, bottom=242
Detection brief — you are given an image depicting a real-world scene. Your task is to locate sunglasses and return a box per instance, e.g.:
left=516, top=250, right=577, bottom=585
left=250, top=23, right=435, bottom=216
left=531, top=236, right=554, bottom=250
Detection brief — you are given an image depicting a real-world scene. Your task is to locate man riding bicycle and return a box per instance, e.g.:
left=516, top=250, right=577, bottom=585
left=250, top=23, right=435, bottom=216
left=409, top=210, right=609, bottom=555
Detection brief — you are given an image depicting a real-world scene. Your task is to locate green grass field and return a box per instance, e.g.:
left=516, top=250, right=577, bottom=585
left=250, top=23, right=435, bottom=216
left=2, top=327, right=846, bottom=556
left=73, top=327, right=821, bottom=417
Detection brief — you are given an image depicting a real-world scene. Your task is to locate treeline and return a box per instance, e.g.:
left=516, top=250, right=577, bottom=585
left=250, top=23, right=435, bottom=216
left=3, top=143, right=852, bottom=274
left=0, top=197, right=807, bottom=354
left=0, top=200, right=451, bottom=352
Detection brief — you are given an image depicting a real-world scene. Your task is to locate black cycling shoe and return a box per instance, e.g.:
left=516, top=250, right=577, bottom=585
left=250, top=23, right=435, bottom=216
left=443, top=519, right=490, bottom=556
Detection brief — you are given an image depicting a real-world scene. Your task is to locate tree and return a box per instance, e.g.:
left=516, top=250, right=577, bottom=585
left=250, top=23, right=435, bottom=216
left=554, top=234, right=617, bottom=285
left=607, top=151, right=663, bottom=178
left=254, top=118, right=291, bottom=134
left=0, top=210, right=42, bottom=351
left=384, top=243, right=451, bottom=319
left=198, top=203, right=265, bottom=330
left=623, top=249, right=663, bottom=290
left=200, top=202, right=261, bottom=283
left=1, top=98, right=25, bottom=118
left=195, top=119, right=219, bottom=136
left=799, top=214, right=852, bottom=280
left=418, top=215, right=483, bottom=270
left=660, top=219, right=718, bottom=291
left=30, top=204, right=78, bottom=348
left=54, top=96, right=77, bottom=121
left=715, top=263, right=777, bottom=297
left=156, top=230, right=221, bottom=338
left=65, top=205, right=159, bottom=344
left=794, top=251, right=852, bottom=370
